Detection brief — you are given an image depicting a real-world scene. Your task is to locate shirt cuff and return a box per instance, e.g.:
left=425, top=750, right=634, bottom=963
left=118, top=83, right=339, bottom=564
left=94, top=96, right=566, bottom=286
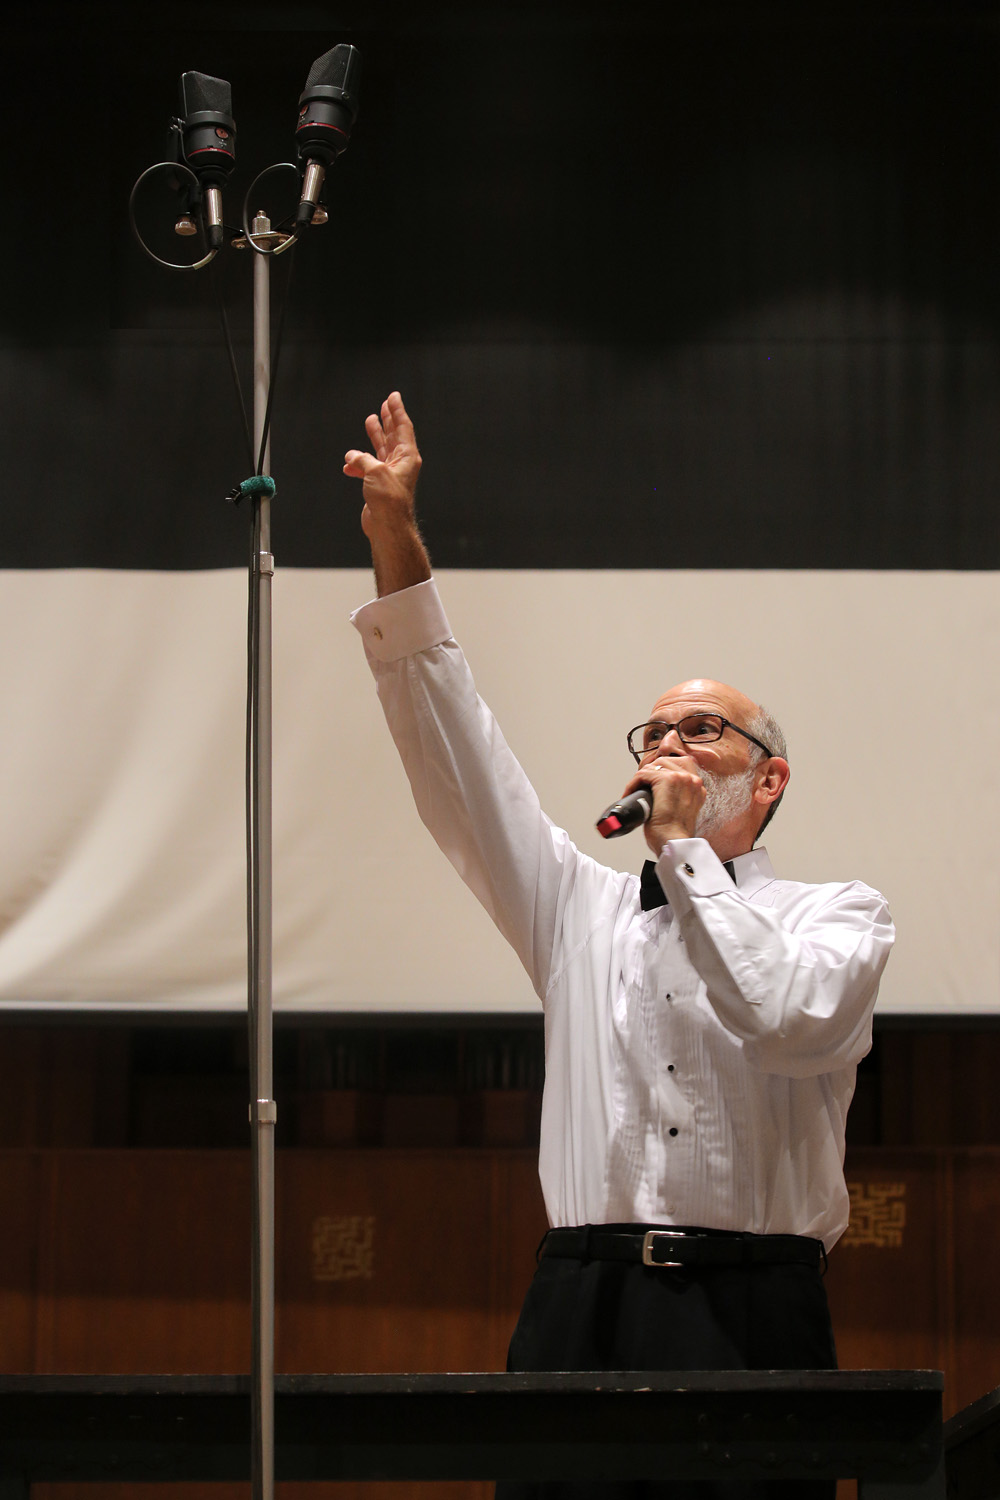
left=350, top=577, right=453, bottom=662
left=655, top=838, right=735, bottom=916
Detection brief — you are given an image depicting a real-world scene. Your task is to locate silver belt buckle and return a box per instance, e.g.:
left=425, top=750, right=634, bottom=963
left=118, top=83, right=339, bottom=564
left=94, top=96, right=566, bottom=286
left=642, top=1229, right=686, bottom=1268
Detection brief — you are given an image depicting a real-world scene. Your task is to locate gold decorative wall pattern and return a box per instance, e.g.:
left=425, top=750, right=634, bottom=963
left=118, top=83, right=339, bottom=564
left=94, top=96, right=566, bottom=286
left=843, top=1181, right=907, bottom=1249
left=311, top=1214, right=376, bottom=1283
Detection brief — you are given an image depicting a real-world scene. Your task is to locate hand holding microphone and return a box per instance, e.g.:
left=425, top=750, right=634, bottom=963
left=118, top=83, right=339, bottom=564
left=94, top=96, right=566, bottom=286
left=596, top=758, right=707, bottom=850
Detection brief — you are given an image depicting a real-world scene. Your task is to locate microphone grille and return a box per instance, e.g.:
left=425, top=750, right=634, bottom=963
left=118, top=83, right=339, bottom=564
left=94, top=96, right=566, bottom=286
left=304, top=43, right=360, bottom=95
left=179, top=72, right=232, bottom=117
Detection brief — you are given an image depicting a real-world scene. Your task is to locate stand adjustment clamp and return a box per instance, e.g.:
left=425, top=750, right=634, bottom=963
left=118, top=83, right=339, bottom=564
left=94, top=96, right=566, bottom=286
left=258, top=551, right=275, bottom=576
left=251, top=1099, right=278, bottom=1125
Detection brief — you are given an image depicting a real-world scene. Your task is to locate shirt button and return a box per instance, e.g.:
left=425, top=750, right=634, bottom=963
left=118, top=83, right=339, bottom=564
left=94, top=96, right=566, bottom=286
left=666, top=1203, right=677, bottom=1215
left=665, top=993, right=673, bottom=1002
left=667, top=1064, right=675, bottom=1073
left=372, top=626, right=383, bottom=640
left=669, top=1127, right=679, bottom=1137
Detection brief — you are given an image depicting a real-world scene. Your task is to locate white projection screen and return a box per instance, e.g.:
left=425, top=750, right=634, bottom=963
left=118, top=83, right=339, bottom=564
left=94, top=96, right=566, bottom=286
left=0, top=565, right=991, bottom=1016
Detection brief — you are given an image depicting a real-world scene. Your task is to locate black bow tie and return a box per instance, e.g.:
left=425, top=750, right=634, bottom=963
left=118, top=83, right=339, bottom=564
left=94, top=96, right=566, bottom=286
left=640, top=858, right=737, bottom=911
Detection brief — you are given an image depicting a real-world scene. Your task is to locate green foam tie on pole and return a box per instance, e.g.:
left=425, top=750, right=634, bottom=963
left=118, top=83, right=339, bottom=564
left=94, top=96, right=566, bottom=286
left=240, top=475, right=276, bottom=500
left=227, top=474, right=276, bottom=505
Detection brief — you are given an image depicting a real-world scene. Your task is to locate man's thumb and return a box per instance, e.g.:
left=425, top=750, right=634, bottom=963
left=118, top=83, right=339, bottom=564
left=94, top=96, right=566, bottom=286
left=343, top=449, right=380, bottom=477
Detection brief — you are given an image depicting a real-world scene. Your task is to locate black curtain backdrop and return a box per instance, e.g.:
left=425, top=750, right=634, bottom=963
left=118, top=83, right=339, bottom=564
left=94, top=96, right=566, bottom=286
left=3, top=0, right=999, bottom=571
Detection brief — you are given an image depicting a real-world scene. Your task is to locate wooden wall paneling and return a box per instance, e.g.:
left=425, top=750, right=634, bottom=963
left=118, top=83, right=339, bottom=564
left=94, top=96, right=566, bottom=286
left=0, top=1030, right=132, bottom=1149
left=948, top=1038, right=1000, bottom=1146
left=33, top=1145, right=517, bottom=1500
left=31, top=1150, right=59, bottom=1373
left=0, top=1031, right=93, bottom=1147
left=0, top=1032, right=47, bottom=1147
left=950, top=1148, right=1000, bottom=1413
left=73, top=1029, right=131, bottom=1147
left=132, top=1076, right=250, bottom=1149
left=876, top=1032, right=915, bottom=1145
left=33, top=1150, right=250, bottom=1374
left=20, top=1140, right=990, bottom=1500
left=908, top=1035, right=956, bottom=1148
left=484, top=1151, right=548, bottom=1370
left=826, top=1149, right=948, bottom=1382
left=277, top=1150, right=505, bottom=1374
left=875, top=1031, right=1000, bottom=1151
left=937, top=1141, right=957, bottom=1410
left=271, top=1149, right=529, bottom=1500
left=0, top=1150, right=44, bottom=1371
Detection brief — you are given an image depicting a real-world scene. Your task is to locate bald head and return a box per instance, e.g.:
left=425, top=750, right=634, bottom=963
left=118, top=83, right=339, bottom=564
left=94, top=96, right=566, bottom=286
left=650, top=679, right=760, bottom=730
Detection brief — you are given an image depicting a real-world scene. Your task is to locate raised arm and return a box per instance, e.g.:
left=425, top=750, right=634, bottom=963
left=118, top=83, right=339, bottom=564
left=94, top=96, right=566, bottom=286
left=345, top=392, right=627, bottom=998
left=343, top=391, right=431, bottom=596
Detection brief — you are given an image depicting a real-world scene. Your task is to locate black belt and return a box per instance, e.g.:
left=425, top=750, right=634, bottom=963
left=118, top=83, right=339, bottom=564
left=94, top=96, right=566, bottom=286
left=541, top=1224, right=824, bottom=1271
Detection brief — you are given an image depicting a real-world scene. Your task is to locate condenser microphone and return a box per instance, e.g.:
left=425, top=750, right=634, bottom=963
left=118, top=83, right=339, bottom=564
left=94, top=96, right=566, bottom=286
left=177, top=72, right=236, bottom=249
left=294, top=43, right=362, bottom=226
left=596, top=786, right=655, bottom=839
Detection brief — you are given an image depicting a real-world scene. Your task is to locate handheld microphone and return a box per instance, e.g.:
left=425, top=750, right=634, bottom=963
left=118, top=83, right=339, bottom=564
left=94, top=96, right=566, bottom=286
left=175, top=72, right=236, bottom=249
left=596, top=786, right=655, bottom=839
left=294, top=43, right=362, bottom=227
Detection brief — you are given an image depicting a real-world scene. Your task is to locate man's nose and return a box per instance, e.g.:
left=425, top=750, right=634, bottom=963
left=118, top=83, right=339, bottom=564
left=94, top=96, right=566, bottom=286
left=658, top=726, right=688, bottom=757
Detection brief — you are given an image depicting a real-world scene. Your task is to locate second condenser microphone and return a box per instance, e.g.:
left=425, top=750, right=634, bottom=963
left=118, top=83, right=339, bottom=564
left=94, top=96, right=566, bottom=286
left=178, top=72, right=236, bottom=249
left=295, top=43, right=362, bottom=226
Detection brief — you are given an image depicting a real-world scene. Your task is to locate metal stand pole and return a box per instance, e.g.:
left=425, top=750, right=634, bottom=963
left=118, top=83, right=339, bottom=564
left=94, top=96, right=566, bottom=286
left=249, top=210, right=276, bottom=1500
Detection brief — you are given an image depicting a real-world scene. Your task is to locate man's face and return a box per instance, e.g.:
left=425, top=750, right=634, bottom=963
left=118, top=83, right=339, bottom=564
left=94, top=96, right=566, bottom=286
left=641, top=680, right=759, bottom=779
left=640, top=680, right=762, bottom=839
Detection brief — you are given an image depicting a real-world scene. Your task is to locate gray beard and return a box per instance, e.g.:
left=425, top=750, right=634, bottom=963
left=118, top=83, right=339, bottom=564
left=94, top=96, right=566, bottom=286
left=693, top=763, right=757, bottom=838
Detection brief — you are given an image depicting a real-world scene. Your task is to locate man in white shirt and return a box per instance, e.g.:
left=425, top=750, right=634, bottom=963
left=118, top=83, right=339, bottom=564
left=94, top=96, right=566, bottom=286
left=345, top=392, right=895, bottom=1500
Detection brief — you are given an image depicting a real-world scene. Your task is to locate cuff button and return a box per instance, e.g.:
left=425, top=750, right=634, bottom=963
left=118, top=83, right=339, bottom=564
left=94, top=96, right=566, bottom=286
left=683, top=863, right=694, bottom=876
left=372, top=626, right=383, bottom=641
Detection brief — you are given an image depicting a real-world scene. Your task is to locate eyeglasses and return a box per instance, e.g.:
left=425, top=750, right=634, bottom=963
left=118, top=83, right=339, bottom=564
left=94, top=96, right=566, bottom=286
left=626, top=714, right=774, bottom=765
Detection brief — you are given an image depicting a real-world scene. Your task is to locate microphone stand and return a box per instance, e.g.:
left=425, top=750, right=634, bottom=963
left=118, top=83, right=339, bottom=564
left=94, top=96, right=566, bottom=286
left=131, top=45, right=362, bottom=1493
left=248, top=209, right=277, bottom=1500
left=251, top=208, right=275, bottom=1500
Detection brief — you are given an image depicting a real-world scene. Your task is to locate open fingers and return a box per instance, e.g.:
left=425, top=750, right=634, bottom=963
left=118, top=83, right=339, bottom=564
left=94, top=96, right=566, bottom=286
left=365, top=412, right=387, bottom=462
left=353, top=393, right=415, bottom=474
left=385, top=390, right=416, bottom=450
left=380, top=395, right=397, bottom=452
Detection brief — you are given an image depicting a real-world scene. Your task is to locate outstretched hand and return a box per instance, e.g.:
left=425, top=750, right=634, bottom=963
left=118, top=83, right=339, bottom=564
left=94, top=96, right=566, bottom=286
left=344, top=391, right=431, bottom=597
left=344, top=390, right=423, bottom=540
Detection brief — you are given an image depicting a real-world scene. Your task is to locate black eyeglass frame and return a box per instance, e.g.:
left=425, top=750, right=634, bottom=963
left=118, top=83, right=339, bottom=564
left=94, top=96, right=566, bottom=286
left=627, top=716, right=774, bottom=766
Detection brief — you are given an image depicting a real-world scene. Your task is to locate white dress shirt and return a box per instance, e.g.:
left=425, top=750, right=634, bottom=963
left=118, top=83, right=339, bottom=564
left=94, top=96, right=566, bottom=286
left=352, top=579, right=894, bottom=1251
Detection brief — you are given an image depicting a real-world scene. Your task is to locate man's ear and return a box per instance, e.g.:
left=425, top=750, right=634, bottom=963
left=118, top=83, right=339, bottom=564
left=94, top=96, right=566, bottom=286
left=755, top=756, right=790, bottom=808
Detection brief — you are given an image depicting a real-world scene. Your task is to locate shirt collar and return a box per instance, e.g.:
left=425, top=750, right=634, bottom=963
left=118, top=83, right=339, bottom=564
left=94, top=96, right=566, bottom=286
left=728, top=844, right=776, bottom=896
left=639, top=844, right=776, bottom=912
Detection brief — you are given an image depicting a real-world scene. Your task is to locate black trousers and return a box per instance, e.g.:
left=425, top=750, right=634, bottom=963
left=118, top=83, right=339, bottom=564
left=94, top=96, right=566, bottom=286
left=497, top=1239, right=838, bottom=1500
